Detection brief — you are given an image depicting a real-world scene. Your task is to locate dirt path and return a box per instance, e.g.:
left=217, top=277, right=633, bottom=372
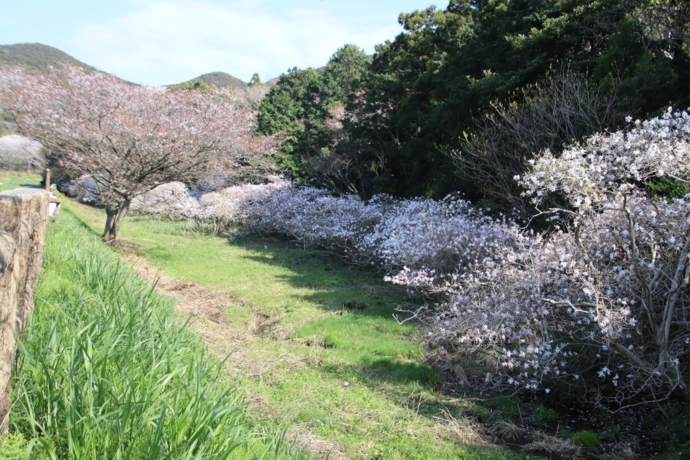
left=123, top=254, right=351, bottom=460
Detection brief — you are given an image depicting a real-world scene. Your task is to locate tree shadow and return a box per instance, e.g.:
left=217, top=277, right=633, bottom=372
left=237, top=249, right=414, bottom=322
left=229, top=236, right=440, bottom=384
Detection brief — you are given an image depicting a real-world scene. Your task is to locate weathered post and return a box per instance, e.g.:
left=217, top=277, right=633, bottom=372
left=0, top=188, right=49, bottom=433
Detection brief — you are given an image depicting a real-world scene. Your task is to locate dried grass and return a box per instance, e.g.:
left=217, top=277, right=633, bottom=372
left=523, top=431, right=583, bottom=458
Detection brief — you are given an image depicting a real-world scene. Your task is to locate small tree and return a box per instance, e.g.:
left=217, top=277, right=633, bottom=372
left=248, top=73, right=261, bottom=86
left=0, top=65, right=272, bottom=240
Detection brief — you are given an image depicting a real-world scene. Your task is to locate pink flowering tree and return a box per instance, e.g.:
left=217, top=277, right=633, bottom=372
left=0, top=65, right=273, bottom=240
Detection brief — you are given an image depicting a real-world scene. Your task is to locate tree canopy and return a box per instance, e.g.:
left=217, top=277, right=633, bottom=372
left=0, top=65, right=273, bottom=240
left=257, top=45, right=370, bottom=184
left=259, top=0, right=690, bottom=203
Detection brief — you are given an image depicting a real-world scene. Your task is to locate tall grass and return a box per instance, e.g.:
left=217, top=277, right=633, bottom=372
left=8, top=210, right=301, bottom=459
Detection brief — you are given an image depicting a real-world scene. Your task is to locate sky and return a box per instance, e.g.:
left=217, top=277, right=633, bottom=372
left=0, top=0, right=440, bottom=86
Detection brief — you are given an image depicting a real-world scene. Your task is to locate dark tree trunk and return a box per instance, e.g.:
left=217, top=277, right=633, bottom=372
left=102, top=199, right=131, bottom=241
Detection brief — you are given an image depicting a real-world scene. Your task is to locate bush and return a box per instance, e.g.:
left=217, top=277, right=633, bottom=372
left=126, top=107, right=690, bottom=408
left=0, top=134, right=43, bottom=170
left=570, top=430, right=601, bottom=452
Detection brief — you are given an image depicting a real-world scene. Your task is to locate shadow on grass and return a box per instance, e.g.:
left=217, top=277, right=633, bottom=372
left=239, top=250, right=413, bottom=322
left=230, top=236, right=444, bottom=389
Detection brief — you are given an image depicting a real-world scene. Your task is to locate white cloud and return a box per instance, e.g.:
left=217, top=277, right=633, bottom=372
left=69, top=0, right=402, bottom=86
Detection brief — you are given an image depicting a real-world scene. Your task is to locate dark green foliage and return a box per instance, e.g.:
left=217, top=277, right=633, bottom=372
left=349, top=2, right=480, bottom=197
left=483, top=397, right=519, bottom=418
left=529, top=403, right=557, bottom=427
left=353, top=0, right=689, bottom=199
left=257, top=45, right=370, bottom=184
left=257, top=67, right=320, bottom=178
left=570, top=430, right=601, bottom=452
left=649, top=176, right=690, bottom=200
left=249, top=72, right=262, bottom=86
left=259, top=1, right=689, bottom=202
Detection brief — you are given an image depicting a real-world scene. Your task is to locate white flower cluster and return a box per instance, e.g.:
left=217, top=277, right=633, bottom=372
left=247, top=187, right=383, bottom=251
left=131, top=182, right=202, bottom=220
left=131, top=108, right=689, bottom=405
left=131, top=179, right=291, bottom=230
left=0, top=134, right=44, bottom=170
left=520, top=107, right=690, bottom=210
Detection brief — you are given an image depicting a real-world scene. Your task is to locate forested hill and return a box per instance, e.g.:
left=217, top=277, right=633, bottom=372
left=0, top=43, right=97, bottom=73
left=0, top=43, right=254, bottom=89
left=257, top=0, right=690, bottom=207
left=176, top=72, right=248, bottom=90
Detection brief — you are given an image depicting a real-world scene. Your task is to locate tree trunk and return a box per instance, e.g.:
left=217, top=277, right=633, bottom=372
left=102, top=199, right=131, bottom=241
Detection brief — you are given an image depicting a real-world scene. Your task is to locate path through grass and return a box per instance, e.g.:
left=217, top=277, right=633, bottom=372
left=66, top=201, right=523, bottom=460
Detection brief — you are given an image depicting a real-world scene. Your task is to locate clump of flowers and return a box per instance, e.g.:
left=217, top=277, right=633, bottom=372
left=131, top=182, right=202, bottom=220
left=431, top=108, right=690, bottom=405
left=128, top=108, right=690, bottom=406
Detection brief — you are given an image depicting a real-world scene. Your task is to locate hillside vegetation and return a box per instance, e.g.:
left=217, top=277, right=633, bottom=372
left=0, top=43, right=96, bottom=73
left=259, top=0, right=690, bottom=207
left=1, top=0, right=688, bottom=457
left=0, top=43, right=262, bottom=89
left=177, top=71, right=248, bottom=90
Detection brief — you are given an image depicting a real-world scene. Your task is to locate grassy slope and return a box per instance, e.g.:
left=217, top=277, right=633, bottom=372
left=68, top=201, right=521, bottom=460
left=0, top=171, right=42, bottom=192
left=3, top=185, right=302, bottom=458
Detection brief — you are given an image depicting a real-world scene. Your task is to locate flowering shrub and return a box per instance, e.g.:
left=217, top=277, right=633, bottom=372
left=514, top=108, right=690, bottom=404
left=0, top=134, right=43, bottom=170
left=130, top=182, right=202, bottom=220
left=130, top=108, right=690, bottom=406
left=199, top=179, right=291, bottom=232
left=430, top=108, right=690, bottom=404
left=132, top=179, right=291, bottom=232
left=249, top=187, right=383, bottom=251
left=358, top=196, right=519, bottom=285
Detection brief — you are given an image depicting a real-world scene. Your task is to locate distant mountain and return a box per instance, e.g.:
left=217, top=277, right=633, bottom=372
left=178, top=72, right=248, bottom=90
left=0, top=43, right=96, bottom=73
left=0, top=43, right=283, bottom=92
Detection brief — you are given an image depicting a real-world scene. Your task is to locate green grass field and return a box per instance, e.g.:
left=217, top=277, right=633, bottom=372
left=4, top=189, right=304, bottom=458
left=60, top=199, right=523, bottom=460
left=3, top=175, right=527, bottom=459
left=0, top=171, right=42, bottom=192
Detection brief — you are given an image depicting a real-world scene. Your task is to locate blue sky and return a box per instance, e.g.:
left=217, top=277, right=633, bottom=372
left=0, top=0, right=440, bottom=85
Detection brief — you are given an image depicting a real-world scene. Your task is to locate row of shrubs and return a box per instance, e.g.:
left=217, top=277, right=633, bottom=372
left=131, top=108, right=690, bottom=409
